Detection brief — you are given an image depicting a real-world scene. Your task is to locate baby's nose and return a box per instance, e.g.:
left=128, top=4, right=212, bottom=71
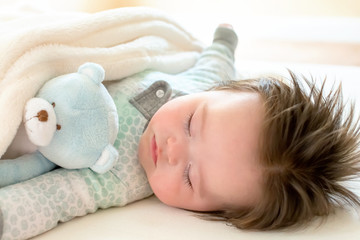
left=166, top=137, right=180, bottom=166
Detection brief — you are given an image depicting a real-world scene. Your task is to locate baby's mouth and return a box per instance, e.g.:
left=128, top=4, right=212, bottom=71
left=151, top=135, right=158, bottom=166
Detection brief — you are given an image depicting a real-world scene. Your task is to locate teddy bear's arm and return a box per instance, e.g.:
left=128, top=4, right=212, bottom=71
left=90, top=144, right=119, bottom=173
left=0, top=151, right=57, bottom=188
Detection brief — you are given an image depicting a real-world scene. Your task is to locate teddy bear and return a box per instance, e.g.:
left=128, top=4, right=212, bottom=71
left=0, top=62, right=119, bottom=187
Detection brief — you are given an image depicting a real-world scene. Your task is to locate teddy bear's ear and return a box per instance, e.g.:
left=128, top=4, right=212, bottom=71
left=78, top=62, right=105, bottom=85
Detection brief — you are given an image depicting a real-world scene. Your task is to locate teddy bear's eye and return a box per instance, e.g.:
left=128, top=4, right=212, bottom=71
left=52, top=102, right=56, bottom=108
left=56, top=124, right=61, bottom=130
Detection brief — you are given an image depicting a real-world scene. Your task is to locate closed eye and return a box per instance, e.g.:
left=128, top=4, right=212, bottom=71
left=183, top=163, right=192, bottom=189
left=184, top=113, right=194, bottom=136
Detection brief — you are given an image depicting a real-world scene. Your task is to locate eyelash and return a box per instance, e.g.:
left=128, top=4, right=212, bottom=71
left=183, top=163, right=192, bottom=189
left=184, top=113, right=194, bottom=137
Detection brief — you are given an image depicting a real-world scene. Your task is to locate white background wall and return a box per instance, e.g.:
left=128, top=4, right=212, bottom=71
left=0, top=0, right=359, bottom=66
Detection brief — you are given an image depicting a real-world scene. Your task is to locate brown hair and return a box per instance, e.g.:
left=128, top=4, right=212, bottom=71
left=205, top=71, right=360, bottom=230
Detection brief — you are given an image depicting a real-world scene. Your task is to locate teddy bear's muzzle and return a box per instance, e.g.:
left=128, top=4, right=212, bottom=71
left=23, top=98, right=58, bottom=147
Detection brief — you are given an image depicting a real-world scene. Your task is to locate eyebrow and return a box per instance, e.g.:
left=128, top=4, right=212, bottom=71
left=199, top=102, right=208, bottom=140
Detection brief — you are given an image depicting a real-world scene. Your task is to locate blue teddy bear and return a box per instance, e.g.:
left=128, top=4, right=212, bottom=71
left=0, top=63, right=119, bottom=187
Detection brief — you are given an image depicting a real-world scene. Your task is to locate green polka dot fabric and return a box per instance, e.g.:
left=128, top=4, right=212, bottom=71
left=0, top=27, right=237, bottom=240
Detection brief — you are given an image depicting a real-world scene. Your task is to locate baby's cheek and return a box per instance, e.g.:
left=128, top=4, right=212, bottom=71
left=149, top=175, right=179, bottom=206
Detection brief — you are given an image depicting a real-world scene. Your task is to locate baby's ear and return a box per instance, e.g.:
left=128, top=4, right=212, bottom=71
left=78, top=62, right=105, bottom=85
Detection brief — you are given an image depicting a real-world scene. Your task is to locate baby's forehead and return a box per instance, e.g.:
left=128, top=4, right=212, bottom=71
left=192, top=90, right=264, bottom=204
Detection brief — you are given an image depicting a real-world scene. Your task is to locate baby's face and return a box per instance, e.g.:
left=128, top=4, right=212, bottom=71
left=138, top=90, right=264, bottom=211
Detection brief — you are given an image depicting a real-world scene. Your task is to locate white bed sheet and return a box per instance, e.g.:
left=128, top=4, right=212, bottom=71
left=33, top=195, right=359, bottom=240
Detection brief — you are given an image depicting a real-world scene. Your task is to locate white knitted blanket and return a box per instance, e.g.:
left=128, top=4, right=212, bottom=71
left=0, top=7, right=203, bottom=157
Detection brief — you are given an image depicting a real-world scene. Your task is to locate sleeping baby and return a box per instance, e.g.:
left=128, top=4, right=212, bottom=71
left=1, top=23, right=360, bottom=240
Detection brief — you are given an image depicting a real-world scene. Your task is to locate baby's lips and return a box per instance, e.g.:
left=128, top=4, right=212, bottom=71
left=151, top=135, right=158, bottom=166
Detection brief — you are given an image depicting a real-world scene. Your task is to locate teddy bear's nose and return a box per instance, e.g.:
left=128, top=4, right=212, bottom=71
left=36, top=110, right=48, bottom=122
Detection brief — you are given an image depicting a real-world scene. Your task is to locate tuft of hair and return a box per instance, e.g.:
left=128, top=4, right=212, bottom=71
left=205, top=71, right=360, bottom=230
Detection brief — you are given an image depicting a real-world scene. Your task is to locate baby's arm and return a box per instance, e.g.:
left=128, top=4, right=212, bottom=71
left=0, top=167, right=150, bottom=240
left=177, top=25, right=238, bottom=88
